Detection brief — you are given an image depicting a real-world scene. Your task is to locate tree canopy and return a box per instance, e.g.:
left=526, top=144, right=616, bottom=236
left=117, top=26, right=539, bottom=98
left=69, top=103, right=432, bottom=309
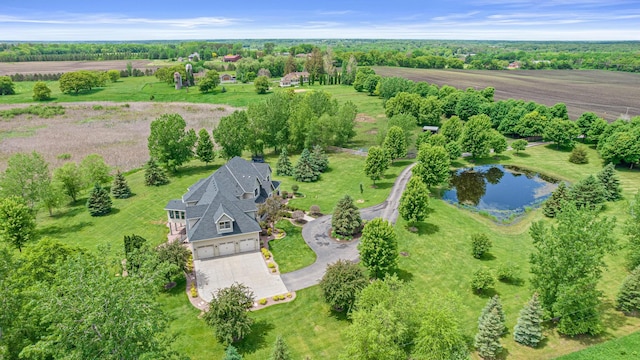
left=148, top=113, right=197, bottom=172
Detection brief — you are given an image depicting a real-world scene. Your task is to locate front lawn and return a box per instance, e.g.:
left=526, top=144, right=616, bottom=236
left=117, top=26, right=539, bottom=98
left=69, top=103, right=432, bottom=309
left=269, top=220, right=316, bottom=273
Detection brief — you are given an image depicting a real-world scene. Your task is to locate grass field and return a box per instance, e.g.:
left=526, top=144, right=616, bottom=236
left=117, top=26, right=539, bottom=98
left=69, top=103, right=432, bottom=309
left=269, top=220, right=316, bottom=274
left=556, top=331, right=640, bottom=360
left=373, top=67, right=640, bottom=121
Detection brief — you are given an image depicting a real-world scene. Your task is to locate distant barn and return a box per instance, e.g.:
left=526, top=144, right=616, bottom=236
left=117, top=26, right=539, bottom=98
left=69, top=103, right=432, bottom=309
left=422, top=126, right=439, bottom=134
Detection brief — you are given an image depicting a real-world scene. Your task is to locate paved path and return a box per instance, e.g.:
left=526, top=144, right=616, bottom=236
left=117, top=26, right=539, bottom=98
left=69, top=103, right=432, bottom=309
left=281, top=162, right=417, bottom=291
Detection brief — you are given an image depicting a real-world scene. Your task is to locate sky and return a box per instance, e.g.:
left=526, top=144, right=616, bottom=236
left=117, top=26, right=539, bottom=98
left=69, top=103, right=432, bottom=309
left=0, top=0, right=639, bottom=41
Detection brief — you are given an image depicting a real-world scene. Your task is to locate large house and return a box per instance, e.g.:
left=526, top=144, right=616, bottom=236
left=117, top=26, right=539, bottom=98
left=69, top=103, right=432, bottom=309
left=165, top=157, right=280, bottom=260
left=223, top=54, right=242, bottom=62
left=279, top=71, right=310, bottom=87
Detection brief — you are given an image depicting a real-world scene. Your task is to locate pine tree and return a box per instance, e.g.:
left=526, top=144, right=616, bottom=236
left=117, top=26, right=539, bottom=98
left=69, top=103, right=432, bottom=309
left=310, top=145, right=329, bottom=173
left=570, top=174, right=606, bottom=209
left=616, top=265, right=640, bottom=314
left=543, top=182, right=570, bottom=218
left=196, top=128, right=215, bottom=165
left=293, top=148, right=319, bottom=182
left=597, top=163, right=622, bottom=201
left=398, top=176, right=430, bottom=226
left=86, top=183, right=112, bottom=216
left=474, top=308, right=503, bottom=360
left=479, top=295, right=506, bottom=335
left=331, top=194, right=362, bottom=238
left=223, top=345, right=243, bottom=360
left=111, top=170, right=131, bottom=199
left=276, top=148, right=293, bottom=176
left=144, top=159, right=169, bottom=186
left=513, top=293, right=544, bottom=347
left=270, top=335, right=291, bottom=360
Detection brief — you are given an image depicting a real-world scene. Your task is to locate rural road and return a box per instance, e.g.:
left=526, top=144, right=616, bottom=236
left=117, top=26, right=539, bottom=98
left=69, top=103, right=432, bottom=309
left=281, top=162, right=416, bottom=291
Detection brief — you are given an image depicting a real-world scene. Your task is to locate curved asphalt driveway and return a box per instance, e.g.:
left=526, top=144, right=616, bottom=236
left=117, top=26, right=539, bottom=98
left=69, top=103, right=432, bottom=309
left=281, top=163, right=416, bottom=291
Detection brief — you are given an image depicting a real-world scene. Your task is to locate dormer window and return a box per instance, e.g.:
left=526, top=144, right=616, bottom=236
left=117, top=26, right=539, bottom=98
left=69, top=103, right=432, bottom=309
left=219, top=221, right=231, bottom=230
left=215, top=211, right=235, bottom=234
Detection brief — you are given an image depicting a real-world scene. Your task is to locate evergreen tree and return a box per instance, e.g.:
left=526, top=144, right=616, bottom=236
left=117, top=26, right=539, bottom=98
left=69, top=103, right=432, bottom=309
left=479, top=295, right=506, bottom=335
left=570, top=175, right=606, bottom=209
left=331, top=194, right=362, bottom=238
left=293, top=148, right=319, bottom=182
left=276, top=148, right=293, bottom=176
left=270, top=336, right=292, bottom=360
left=382, top=126, right=407, bottom=161
left=196, top=128, right=215, bottom=165
left=474, top=309, right=503, bottom=360
left=597, top=163, right=622, bottom=201
left=223, top=345, right=243, bottom=360
left=111, top=170, right=132, bottom=199
left=616, top=265, right=640, bottom=314
left=144, top=159, right=169, bottom=186
left=310, top=144, right=329, bottom=173
left=513, top=293, right=544, bottom=347
left=86, top=183, right=112, bottom=216
left=399, top=177, right=430, bottom=226
left=543, top=182, right=570, bottom=218
left=569, top=145, right=589, bottom=164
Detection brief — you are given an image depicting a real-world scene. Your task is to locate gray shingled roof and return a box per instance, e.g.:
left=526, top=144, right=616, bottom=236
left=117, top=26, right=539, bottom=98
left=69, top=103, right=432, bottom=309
left=164, top=157, right=281, bottom=243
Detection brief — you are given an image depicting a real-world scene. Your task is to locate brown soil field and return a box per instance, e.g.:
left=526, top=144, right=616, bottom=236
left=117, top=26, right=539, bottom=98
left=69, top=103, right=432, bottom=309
left=0, top=102, right=236, bottom=171
left=373, top=67, right=640, bottom=121
left=0, top=60, right=157, bottom=75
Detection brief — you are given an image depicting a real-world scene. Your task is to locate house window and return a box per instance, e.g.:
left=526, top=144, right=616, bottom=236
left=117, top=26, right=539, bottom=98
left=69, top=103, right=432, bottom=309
left=169, top=211, right=175, bottom=219
left=180, top=212, right=185, bottom=220
left=219, top=221, right=231, bottom=230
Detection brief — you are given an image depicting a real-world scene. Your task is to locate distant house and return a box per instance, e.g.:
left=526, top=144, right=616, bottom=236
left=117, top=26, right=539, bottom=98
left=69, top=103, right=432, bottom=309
left=219, top=73, right=236, bottom=83
left=279, top=71, right=310, bottom=87
left=188, top=52, right=200, bottom=61
left=295, top=53, right=310, bottom=59
left=223, top=55, right=242, bottom=62
left=177, top=57, right=184, bottom=62
left=164, top=157, right=280, bottom=260
left=507, top=61, right=521, bottom=69
left=422, top=126, right=439, bottom=134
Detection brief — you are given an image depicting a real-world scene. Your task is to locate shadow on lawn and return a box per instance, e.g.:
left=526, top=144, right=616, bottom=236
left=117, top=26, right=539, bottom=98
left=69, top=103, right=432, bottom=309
left=415, top=222, right=440, bottom=236
left=171, top=163, right=220, bottom=179
left=237, top=319, right=274, bottom=355
left=38, top=221, right=93, bottom=237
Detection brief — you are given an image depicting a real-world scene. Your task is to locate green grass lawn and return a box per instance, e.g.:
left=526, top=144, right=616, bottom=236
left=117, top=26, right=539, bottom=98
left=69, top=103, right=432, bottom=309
left=269, top=220, right=316, bottom=273
left=555, top=331, right=640, bottom=360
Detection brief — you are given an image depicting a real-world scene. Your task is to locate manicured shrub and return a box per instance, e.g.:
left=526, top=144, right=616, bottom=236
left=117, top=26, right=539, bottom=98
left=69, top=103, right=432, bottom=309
left=259, top=298, right=267, bottom=305
left=471, top=233, right=492, bottom=259
left=190, top=283, right=198, bottom=298
left=281, top=190, right=289, bottom=198
left=471, top=267, right=495, bottom=294
left=310, top=205, right=321, bottom=216
left=268, top=262, right=275, bottom=269
left=569, top=145, right=589, bottom=164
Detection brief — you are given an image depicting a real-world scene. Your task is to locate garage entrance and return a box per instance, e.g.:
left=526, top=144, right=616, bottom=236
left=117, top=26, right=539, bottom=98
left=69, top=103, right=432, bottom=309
left=239, top=239, right=257, bottom=253
left=218, top=242, right=235, bottom=256
left=197, top=246, right=214, bottom=259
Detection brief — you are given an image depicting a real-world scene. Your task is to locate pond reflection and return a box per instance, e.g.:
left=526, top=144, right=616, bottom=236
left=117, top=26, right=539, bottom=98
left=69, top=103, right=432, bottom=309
left=443, top=165, right=559, bottom=221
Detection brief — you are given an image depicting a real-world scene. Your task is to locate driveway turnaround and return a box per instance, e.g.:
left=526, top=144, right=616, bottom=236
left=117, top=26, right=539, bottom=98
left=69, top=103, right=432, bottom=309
left=281, top=163, right=416, bottom=291
left=195, top=252, right=288, bottom=303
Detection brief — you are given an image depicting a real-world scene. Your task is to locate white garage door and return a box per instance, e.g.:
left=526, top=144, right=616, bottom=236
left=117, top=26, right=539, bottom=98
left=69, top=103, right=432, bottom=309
left=197, top=246, right=214, bottom=259
left=239, top=239, right=257, bottom=253
left=218, top=242, right=236, bottom=256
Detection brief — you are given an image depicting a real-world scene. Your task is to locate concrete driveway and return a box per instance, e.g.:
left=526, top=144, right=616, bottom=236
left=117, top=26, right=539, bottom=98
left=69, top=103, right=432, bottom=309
left=194, top=252, right=288, bottom=303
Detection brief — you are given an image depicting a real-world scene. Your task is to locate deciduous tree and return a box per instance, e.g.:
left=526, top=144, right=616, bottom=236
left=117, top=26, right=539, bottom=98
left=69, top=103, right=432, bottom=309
left=198, top=70, right=220, bottom=93
left=399, top=176, right=430, bottom=226
left=0, top=75, right=16, bottom=95
left=0, top=196, right=36, bottom=252
left=214, top=110, right=249, bottom=160
left=383, top=126, right=407, bottom=161
left=32, top=81, right=51, bottom=100
left=471, top=233, right=492, bottom=259
left=461, top=114, right=493, bottom=159
left=148, top=113, right=197, bottom=172
left=320, top=259, right=368, bottom=313
left=529, top=202, right=616, bottom=335
left=511, top=139, right=528, bottom=154
left=413, top=143, right=450, bottom=187
left=254, top=75, right=270, bottom=94
left=54, top=162, right=84, bottom=202
left=471, top=267, right=495, bottom=294
left=364, top=146, right=389, bottom=185
left=544, top=118, right=579, bottom=149
left=358, top=218, right=398, bottom=278
left=440, top=115, right=463, bottom=143
left=625, top=191, right=640, bottom=269
left=203, top=282, right=255, bottom=344
left=0, top=151, right=51, bottom=209
left=80, top=153, right=111, bottom=185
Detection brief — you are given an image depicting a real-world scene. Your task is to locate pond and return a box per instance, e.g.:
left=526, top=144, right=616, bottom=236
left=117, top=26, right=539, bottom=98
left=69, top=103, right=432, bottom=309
left=442, top=165, right=560, bottom=221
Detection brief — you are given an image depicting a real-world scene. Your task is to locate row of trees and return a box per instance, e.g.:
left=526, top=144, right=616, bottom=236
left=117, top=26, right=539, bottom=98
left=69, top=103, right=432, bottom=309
left=213, top=90, right=357, bottom=159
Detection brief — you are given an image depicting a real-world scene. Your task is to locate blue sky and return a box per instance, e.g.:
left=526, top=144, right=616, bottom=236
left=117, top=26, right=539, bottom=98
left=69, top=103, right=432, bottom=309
left=1, top=0, right=638, bottom=41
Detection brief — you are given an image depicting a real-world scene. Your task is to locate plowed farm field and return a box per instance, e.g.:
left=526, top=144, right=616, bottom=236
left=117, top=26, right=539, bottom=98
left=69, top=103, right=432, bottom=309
left=373, top=67, right=640, bottom=121
left=0, top=60, right=156, bottom=75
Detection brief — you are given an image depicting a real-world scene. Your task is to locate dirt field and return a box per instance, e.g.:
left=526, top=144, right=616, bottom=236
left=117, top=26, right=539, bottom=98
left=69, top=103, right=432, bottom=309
left=0, top=102, right=235, bottom=171
left=0, top=60, right=157, bottom=75
left=373, top=67, right=640, bottom=121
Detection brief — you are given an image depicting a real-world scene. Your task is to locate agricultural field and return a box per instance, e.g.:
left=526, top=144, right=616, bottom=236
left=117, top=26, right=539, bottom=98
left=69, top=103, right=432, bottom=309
left=373, top=67, right=640, bottom=121
left=0, top=59, right=157, bottom=75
